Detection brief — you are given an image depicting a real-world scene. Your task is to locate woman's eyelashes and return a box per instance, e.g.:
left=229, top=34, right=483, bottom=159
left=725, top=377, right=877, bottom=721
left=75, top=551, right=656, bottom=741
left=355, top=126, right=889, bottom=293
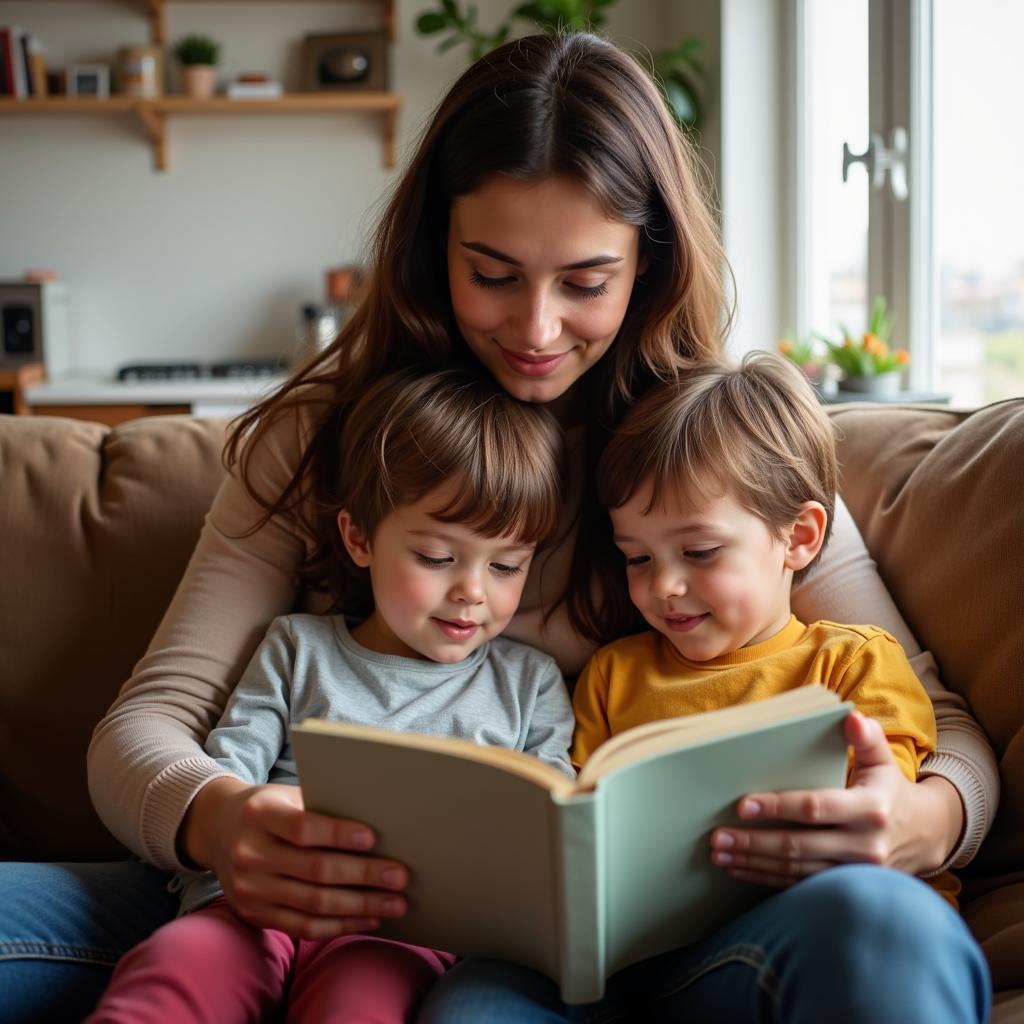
left=569, top=281, right=609, bottom=298
left=469, top=270, right=609, bottom=299
left=469, top=270, right=514, bottom=289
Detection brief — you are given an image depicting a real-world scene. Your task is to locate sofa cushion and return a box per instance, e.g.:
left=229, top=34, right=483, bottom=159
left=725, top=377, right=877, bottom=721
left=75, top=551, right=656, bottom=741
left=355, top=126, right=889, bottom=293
left=965, top=880, right=1024, bottom=1012
left=0, top=415, right=228, bottom=860
left=830, top=399, right=1024, bottom=997
left=830, top=399, right=1023, bottom=878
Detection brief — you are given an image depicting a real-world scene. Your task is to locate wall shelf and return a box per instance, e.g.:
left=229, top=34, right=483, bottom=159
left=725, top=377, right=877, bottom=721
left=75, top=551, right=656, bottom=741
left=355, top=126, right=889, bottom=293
left=38, top=0, right=397, bottom=45
left=3, top=0, right=400, bottom=169
left=0, top=94, right=402, bottom=170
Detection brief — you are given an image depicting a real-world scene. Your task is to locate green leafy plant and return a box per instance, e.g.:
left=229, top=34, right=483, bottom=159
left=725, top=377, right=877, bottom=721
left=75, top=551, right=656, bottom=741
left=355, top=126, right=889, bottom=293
left=513, top=0, right=616, bottom=34
left=816, top=296, right=910, bottom=377
left=415, top=0, right=506, bottom=60
left=777, top=335, right=820, bottom=368
left=414, top=1, right=703, bottom=130
left=172, top=34, right=221, bottom=67
left=651, top=36, right=704, bottom=130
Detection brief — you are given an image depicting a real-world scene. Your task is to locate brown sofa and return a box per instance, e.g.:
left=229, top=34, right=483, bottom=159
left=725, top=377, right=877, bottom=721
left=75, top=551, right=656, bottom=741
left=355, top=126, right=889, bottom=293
left=1, top=402, right=1022, bottom=1019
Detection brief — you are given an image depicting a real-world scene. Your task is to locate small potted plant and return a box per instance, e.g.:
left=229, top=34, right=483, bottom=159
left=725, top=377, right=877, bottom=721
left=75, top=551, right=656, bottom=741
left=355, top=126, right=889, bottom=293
left=173, top=33, right=221, bottom=99
left=777, top=335, right=830, bottom=393
left=819, top=296, right=910, bottom=396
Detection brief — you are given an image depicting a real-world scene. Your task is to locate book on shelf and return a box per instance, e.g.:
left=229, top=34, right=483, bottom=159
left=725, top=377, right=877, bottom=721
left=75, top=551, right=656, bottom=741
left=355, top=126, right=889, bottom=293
left=0, top=27, right=45, bottom=99
left=292, top=684, right=851, bottom=1003
left=18, top=30, right=31, bottom=97
left=26, top=35, right=47, bottom=98
left=0, top=26, right=25, bottom=97
left=226, top=80, right=284, bottom=99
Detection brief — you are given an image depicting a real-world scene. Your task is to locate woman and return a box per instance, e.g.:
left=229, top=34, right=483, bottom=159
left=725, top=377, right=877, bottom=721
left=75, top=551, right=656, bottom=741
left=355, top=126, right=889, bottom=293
left=0, top=32, right=994, bottom=1023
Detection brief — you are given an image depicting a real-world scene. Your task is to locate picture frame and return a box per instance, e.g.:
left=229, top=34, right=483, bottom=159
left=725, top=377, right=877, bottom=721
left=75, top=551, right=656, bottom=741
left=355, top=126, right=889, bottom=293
left=301, top=32, right=388, bottom=93
left=68, top=64, right=111, bottom=99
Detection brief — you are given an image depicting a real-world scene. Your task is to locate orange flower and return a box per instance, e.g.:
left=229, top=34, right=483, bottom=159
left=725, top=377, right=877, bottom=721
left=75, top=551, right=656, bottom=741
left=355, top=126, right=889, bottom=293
left=778, top=339, right=793, bottom=354
left=862, top=332, right=888, bottom=356
left=895, top=350, right=910, bottom=365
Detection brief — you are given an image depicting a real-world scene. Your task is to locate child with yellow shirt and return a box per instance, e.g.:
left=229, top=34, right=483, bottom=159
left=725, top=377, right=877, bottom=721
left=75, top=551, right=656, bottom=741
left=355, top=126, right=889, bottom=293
left=573, top=351, right=958, bottom=906
left=415, top=353, right=988, bottom=1022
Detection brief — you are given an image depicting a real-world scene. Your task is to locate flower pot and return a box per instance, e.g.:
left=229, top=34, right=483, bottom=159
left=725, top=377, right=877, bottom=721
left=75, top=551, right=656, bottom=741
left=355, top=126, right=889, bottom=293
left=182, top=65, right=217, bottom=99
left=838, top=371, right=902, bottom=396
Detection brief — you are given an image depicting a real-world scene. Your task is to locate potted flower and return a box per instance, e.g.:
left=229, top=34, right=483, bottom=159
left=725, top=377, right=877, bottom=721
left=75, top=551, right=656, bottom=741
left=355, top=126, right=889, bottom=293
left=777, top=335, right=829, bottom=392
left=173, top=33, right=221, bottom=99
left=819, top=296, right=910, bottom=395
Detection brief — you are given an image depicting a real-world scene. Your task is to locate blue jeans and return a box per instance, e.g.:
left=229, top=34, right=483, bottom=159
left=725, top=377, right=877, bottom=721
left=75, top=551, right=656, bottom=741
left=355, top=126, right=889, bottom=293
left=417, top=866, right=992, bottom=1024
left=0, top=861, right=177, bottom=1023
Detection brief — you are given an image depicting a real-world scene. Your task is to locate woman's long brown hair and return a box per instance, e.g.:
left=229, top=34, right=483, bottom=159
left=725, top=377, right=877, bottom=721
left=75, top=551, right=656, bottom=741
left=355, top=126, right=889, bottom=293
left=224, top=31, right=733, bottom=642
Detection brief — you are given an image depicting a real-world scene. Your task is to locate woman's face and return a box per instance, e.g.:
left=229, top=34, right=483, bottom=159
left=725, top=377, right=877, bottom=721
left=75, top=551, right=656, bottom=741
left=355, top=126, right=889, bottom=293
left=448, top=175, right=645, bottom=407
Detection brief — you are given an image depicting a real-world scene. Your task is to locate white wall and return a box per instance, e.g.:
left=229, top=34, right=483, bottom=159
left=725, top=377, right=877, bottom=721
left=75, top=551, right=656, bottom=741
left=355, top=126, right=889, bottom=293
left=719, top=0, right=790, bottom=358
left=665, top=0, right=794, bottom=360
left=0, top=0, right=673, bottom=375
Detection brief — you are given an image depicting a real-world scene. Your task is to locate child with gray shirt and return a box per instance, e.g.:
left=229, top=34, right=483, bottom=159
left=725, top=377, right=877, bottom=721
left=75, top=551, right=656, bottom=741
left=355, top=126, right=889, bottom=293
left=87, top=368, right=574, bottom=1024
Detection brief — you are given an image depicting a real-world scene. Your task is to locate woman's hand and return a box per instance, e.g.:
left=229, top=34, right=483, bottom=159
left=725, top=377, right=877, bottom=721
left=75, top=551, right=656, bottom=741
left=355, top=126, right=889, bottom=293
left=709, top=711, right=964, bottom=887
left=180, top=777, right=409, bottom=937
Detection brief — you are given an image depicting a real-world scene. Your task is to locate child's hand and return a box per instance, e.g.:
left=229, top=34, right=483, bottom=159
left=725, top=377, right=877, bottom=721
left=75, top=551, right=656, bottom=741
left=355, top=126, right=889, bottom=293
left=180, top=777, right=409, bottom=937
left=709, top=712, right=960, bottom=886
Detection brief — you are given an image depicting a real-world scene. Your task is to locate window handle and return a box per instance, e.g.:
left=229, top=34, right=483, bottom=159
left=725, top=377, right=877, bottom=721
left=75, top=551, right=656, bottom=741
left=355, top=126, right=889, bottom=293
left=842, top=127, right=908, bottom=200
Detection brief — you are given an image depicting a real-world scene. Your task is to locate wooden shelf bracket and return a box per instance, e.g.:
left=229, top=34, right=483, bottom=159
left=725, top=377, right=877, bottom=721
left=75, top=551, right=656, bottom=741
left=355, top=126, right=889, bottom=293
left=134, top=104, right=168, bottom=170
left=144, top=0, right=165, bottom=45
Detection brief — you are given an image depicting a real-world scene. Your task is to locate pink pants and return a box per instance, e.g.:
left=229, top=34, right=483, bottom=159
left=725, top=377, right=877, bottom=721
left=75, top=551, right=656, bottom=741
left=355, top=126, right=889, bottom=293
left=84, top=898, right=456, bottom=1024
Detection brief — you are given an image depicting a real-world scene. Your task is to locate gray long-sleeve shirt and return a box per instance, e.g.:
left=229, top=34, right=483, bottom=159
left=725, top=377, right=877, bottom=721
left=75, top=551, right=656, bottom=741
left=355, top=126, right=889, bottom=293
left=175, top=613, right=575, bottom=912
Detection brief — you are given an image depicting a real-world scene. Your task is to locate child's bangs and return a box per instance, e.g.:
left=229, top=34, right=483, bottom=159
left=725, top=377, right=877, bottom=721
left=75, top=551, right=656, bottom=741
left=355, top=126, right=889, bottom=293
left=599, top=406, right=734, bottom=514
left=427, top=458, right=561, bottom=546
left=332, top=368, right=567, bottom=614
left=645, top=408, right=790, bottom=525
left=644, top=454, right=730, bottom=516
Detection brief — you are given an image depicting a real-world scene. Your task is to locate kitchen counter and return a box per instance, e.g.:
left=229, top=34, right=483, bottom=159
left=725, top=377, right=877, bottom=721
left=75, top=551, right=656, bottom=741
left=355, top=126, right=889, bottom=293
left=25, top=373, right=287, bottom=418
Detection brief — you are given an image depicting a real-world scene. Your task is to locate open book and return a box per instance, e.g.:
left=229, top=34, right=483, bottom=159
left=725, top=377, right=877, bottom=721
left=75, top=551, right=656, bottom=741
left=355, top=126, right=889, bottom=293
left=292, top=684, right=851, bottom=1003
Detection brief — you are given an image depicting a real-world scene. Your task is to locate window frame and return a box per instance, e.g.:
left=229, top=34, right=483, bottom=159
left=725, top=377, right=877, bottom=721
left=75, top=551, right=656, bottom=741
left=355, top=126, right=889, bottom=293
left=790, top=0, right=936, bottom=390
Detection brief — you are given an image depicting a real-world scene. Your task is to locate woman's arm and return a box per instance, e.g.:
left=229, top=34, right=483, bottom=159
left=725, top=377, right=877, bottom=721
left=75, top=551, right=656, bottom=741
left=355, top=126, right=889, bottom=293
left=715, top=497, right=999, bottom=883
left=87, top=434, right=307, bottom=868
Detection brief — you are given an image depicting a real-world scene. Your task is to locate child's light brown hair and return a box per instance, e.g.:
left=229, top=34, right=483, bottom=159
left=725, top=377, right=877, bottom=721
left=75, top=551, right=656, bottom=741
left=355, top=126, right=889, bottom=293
left=597, top=351, right=837, bottom=580
left=329, top=367, right=565, bottom=615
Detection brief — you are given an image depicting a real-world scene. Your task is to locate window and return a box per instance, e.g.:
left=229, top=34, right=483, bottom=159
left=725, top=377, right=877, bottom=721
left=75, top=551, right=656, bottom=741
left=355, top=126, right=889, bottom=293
left=795, top=0, right=1024, bottom=403
left=933, top=0, right=1024, bottom=403
left=800, top=1, right=869, bottom=343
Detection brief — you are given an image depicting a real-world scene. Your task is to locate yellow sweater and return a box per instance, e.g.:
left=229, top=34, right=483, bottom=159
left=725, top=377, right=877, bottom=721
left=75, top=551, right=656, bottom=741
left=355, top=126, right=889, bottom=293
left=572, top=615, right=958, bottom=905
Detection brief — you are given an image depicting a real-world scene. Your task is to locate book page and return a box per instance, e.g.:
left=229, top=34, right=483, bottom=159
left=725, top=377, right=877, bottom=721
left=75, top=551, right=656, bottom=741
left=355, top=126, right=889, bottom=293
left=297, top=719, right=577, bottom=796
left=597, top=698, right=850, bottom=976
left=578, top=685, right=842, bottom=787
